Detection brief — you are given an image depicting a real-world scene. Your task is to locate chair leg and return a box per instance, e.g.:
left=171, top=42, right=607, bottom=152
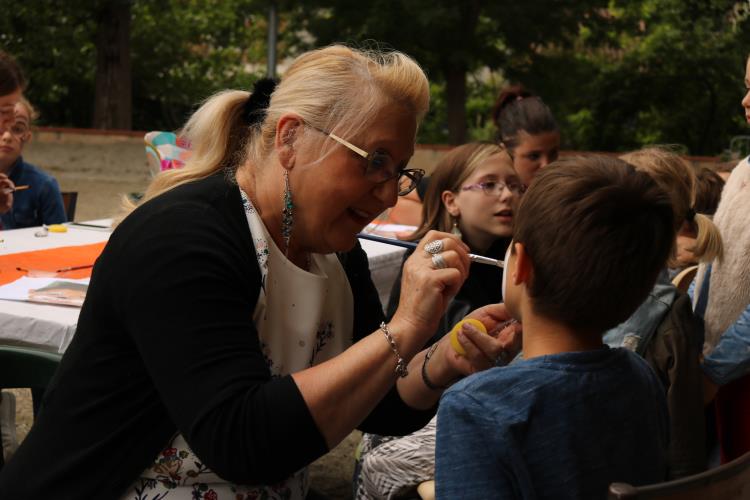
left=0, top=391, right=18, bottom=465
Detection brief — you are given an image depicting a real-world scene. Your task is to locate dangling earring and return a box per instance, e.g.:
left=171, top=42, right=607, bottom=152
left=451, top=217, right=462, bottom=239
left=281, top=169, right=294, bottom=255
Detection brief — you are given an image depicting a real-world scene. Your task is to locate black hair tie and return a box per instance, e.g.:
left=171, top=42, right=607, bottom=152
left=243, top=78, right=277, bottom=126
left=686, top=207, right=696, bottom=221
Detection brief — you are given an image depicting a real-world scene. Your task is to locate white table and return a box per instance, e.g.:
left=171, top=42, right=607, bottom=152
left=0, top=223, right=405, bottom=354
left=359, top=238, right=406, bottom=307
left=0, top=221, right=112, bottom=353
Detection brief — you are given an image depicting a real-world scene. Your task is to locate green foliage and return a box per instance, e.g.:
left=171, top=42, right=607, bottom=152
left=0, top=0, right=98, bottom=126
left=130, top=0, right=270, bottom=130
left=1, top=0, right=279, bottom=130
left=510, top=0, right=750, bottom=155
left=2, top=0, right=750, bottom=156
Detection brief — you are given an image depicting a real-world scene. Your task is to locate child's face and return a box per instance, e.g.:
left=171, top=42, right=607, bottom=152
left=0, top=102, right=30, bottom=169
left=512, top=130, right=560, bottom=186
left=447, top=153, right=522, bottom=250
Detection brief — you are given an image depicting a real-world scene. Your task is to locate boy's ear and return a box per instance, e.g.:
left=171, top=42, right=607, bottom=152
left=275, top=113, right=302, bottom=170
left=513, top=242, right=533, bottom=286
left=441, top=190, right=460, bottom=217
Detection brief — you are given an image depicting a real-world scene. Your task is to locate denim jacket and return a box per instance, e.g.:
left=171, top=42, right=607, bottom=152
left=691, top=265, right=750, bottom=386
left=604, top=269, right=676, bottom=349
left=1, top=156, right=66, bottom=229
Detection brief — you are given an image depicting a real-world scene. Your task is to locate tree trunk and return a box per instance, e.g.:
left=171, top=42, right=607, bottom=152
left=92, top=0, right=132, bottom=130
left=445, top=64, right=467, bottom=145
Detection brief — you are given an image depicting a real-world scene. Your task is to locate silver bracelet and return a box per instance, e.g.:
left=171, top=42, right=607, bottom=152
left=380, top=322, right=408, bottom=378
left=422, top=343, right=449, bottom=391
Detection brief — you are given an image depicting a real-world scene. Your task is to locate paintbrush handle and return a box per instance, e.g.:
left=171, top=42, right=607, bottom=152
left=357, top=233, right=504, bottom=268
left=55, top=264, right=94, bottom=272
left=357, top=233, right=418, bottom=250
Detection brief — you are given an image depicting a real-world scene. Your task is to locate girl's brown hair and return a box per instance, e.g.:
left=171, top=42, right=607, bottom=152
left=408, top=142, right=509, bottom=241
left=620, top=147, right=724, bottom=264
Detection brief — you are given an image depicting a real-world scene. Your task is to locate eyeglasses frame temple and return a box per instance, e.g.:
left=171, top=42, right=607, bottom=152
left=327, top=132, right=369, bottom=159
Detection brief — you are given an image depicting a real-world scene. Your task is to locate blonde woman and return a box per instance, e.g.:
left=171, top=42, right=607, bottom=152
left=0, top=46, right=512, bottom=499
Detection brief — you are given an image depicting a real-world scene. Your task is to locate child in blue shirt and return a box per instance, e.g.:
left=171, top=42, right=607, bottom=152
left=0, top=98, right=65, bottom=229
left=436, top=156, right=674, bottom=499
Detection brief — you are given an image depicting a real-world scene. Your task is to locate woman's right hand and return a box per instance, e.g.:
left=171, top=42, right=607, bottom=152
left=390, top=230, right=470, bottom=345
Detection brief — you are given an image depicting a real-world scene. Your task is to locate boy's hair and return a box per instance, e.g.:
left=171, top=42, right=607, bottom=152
left=513, top=155, right=675, bottom=335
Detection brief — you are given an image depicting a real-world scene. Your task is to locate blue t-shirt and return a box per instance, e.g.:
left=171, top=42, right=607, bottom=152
left=1, top=156, right=66, bottom=229
left=436, top=347, right=668, bottom=500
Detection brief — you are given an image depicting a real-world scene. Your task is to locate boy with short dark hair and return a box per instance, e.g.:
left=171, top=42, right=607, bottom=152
left=435, top=156, right=675, bottom=499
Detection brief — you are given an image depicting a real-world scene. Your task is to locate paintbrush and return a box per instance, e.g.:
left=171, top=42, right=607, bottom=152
left=357, top=233, right=504, bottom=268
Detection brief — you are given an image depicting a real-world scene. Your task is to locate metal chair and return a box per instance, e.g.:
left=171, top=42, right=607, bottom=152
left=0, top=345, right=62, bottom=389
left=608, top=450, right=750, bottom=499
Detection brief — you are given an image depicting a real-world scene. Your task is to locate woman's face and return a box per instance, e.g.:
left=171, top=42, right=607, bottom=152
left=512, top=130, right=560, bottom=187
left=291, top=103, right=417, bottom=253
left=742, top=57, right=750, bottom=124
left=447, top=152, right=522, bottom=252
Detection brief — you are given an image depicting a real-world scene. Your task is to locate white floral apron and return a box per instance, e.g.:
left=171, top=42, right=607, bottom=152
left=122, top=190, right=354, bottom=500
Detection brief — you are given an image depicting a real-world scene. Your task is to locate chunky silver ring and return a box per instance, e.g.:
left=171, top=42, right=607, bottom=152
left=431, top=253, right=448, bottom=270
left=424, top=240, right=444, bottom=255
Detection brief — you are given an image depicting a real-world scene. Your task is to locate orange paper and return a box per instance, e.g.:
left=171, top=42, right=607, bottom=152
left=0, top=242, right=107, bottom=286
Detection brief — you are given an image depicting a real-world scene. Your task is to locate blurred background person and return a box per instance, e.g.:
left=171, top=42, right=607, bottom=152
left=0, top=98, right=66, bottom=229
left=693, top=52, right=750, bottom=464
left=492, top=85, right=560, bottom=187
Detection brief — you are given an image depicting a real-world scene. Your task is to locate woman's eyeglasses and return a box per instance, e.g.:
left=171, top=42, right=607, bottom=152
left=461, top=180, right=527, bottom=196
left=307, top=124, right=424, bottom=196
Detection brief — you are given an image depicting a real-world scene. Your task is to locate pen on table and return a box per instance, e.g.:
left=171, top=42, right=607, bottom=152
left=69, top=222, right=111, bottom=229
left=357, top=233, right=504, bottom=268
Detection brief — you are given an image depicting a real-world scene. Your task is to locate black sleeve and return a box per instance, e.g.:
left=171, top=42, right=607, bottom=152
left=338, top=244, right=435, bottom=435
left=385, top=250, right=412, bottom=321
left=113, top=200, right=327, bottom=485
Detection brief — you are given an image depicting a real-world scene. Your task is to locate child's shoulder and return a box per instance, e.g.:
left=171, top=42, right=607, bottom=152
left=445, top=348, right=658, bottom=403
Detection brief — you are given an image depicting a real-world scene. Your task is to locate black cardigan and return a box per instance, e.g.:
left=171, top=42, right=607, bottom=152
left=0, top=173, right=433, bottom=498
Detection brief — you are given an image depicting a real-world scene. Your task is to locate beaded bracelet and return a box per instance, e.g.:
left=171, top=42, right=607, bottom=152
left=422, top=342, right=449, bottom=391
left=380, top=322, right=408, bottom=378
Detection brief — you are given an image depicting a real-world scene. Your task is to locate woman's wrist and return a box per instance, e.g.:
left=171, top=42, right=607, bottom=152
left=386, top=315, right=433, bottom=360
left=422, top=341, right=461, bottom=389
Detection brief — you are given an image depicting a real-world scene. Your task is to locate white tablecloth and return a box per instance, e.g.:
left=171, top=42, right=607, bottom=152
left=0, top=223, right=405, bottom=354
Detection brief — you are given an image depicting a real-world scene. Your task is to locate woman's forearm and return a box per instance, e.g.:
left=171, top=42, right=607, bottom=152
left=292, top=317, right=434, bottom=448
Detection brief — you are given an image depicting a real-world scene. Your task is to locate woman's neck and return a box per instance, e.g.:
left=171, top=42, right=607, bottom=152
left=236, top=165, right=310, bottom=270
